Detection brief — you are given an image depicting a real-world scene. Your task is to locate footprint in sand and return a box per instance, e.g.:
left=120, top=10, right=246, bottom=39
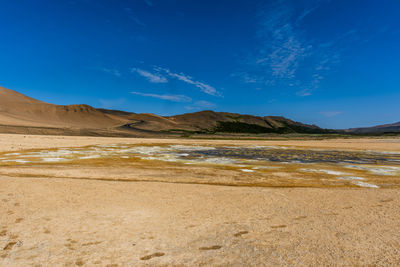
left=10, top=234, right=18, bottom=239
left=3, top=242, right=17, bottom=251
left=293, top=216, right=307, bottom=220
left=15, top=218, right=23, bottom=223
left=75, top=259, right=85, bottom=266
left=82, top=241, right=102, bottom=246
left=140, top=252, right=165, bottom=260
left=270, top=225, right=287, bottom=229
left=199, top=245, right=222, bottom=251
left=335, top=232, right=346, bottom=238
left=0, top=230, right=6, bottom=236
left=234, top=231, right=249, bottom=237
left=380, top=198, right=393, bottom=203
left=65, top=239, right=78, bottom=251
left=65, top=244, right=75, bottom=251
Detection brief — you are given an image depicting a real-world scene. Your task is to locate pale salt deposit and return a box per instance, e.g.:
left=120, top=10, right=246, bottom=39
left=4, top=152, right=21, bottom=156
left=42, top=158, right=67, bottom=162
left=353, top=181, right=379, bottom=188
left=345, top=165, right=400, bottom=176
left=202, top=157, right=239, bottom=165
left=300, top=168, right=347, bottom=175
left=2, top=159, right=30, bottom=163
left=252, top=166, right=281, bottom=170
left=0, top=144, right=398, bottom=189
left=338, top=176, right=365, bottom=181
left=79, top=155, right=101, bottom=159
left=169, top=145, right=216, bottom=151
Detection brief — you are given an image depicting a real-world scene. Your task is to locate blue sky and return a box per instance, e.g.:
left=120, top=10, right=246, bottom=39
left=1, top=0, right=400, bottom=129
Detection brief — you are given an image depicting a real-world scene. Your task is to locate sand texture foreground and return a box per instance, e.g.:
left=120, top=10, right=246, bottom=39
left=0, top=134, right=400, bottom=266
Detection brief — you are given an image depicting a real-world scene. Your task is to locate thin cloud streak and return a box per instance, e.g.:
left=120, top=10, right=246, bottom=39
left=132, top=68, right=168, bottom=83
left=157, top=67, right=221, bottom=96
left=131, top=65, right=221, bottom=96
left=131, top=91, right=192, bottom=102
left=124, top=7, right=145, bottom=27
left=93, top=67, right=121, bottom=77
left=296, top=89, right=312, bottom=97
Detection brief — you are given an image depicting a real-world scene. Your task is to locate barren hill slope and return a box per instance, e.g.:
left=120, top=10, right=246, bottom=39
left=346, top=121, right=400, bottom=134
left=167, top=110, right=327, bottom=134
left=0, top=87, right=127, bottom=128
left=0, top=86, right=330, bottom=136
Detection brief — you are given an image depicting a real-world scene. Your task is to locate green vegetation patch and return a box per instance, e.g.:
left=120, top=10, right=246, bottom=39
left=213, top=121, right=277, bottom=134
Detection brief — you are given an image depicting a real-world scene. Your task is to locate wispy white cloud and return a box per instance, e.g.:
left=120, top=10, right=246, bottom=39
left=156, top=67, right=220, bottom=96
left=296, top=89, right=312, bottom=97
left=239, top=0, right=340, bottom=97
left=94, top=67, right=121, bottom=77
left=131, top=91, right=191, bottom=102
left=185, top=100, right=216, bottom=110
left=124, top=7, right=145, bottom=27
left=132, top=68, right=168, bottom=83
left=131, top=65, right=221, bottom=96
left=320, top=111, right=343, bottom=117
left=254, top=1, right=309, bottom=81
left=295, top=1, right=329, bottom=24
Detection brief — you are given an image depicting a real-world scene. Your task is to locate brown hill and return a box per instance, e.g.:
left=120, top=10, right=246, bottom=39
left=346, top=121, right=400, bottom=134
left=165, top=111, right=325, bottom=134
left=0, top=86, right=329, bottom=136
left=0, top=87, right=126, bottom=129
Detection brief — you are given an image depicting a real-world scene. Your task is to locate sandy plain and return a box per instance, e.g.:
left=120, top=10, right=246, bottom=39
left=0, top=134, right=400, bottom=266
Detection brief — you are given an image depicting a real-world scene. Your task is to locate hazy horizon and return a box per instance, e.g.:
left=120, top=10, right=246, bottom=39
left=1, top=0, right=400, bottom=129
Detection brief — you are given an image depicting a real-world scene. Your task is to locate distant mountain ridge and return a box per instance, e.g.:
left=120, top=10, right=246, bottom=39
left=346, top=121, right=400, bottom=134
left=0, top=86, right=332, bottom=136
